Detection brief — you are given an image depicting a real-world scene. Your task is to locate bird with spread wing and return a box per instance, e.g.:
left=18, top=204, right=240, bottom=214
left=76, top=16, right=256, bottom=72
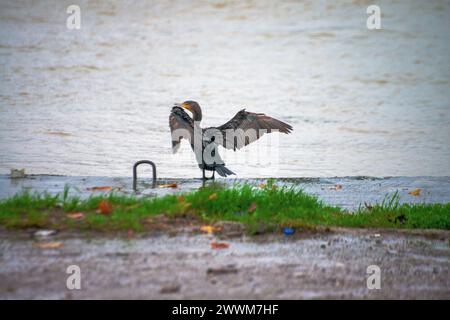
left=169, top=101, right=293, bottom=180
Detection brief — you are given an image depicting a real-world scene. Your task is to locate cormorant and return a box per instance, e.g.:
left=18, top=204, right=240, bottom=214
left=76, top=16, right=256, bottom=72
left=169, top=101, right=292, bottom=180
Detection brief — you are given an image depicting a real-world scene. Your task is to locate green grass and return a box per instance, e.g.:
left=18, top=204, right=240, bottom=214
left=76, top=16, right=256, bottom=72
left=0, top=183, right=449, bottom=234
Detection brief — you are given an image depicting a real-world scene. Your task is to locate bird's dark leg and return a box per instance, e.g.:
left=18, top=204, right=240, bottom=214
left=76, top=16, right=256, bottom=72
left=212, top=169, right=215, bottom=180
left=202, top=166, right=206, bottom=180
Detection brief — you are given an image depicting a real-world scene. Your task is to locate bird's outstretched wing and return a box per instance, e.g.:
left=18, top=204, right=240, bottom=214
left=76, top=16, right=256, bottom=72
left=169, top=106, right=194, bottom=153
left=214, top=109, right=293, bottom=150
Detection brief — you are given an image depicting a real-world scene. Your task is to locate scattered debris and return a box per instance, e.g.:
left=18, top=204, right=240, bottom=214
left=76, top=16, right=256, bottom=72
left=320, top=244, right=326, bottom=249
left=10, top=169, right=26, bottom=179
left=283, top=227, right=295, bottom=236
left=207, top=265, right=238, bottom=275
left=87, top=186, right=113, bottom=192
left=98, top=200, right=113, bottom=215
left=34, top=242, right=63, bottom=249
left=34, top=230, right=58, bottom=238
left=159, top=284, right=181, bottom=294
left=158, top=183, right=178, bottom=188
left=211, top=241, right=230, bottom=249
left=208, top=193, right=218, bottom=200
left=329, top=184, right=343, bottom=190
left=200, top=225, right=222, bottom=234
left=44, top=131, right=72, bottom=137
left=66, top=212, right=85, bottom=220
left=408, top=188, right=422, bottom=196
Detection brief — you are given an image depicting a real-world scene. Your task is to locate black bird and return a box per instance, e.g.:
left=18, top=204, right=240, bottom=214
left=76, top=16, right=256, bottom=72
left=169, top=101, right=293, bottom=180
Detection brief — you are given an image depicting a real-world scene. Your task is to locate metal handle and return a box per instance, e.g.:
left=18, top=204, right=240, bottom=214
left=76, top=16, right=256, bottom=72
left=133, top=160, right=157, bottom=190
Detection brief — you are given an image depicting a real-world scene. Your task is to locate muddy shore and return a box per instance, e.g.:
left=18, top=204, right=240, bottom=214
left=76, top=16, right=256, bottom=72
left=1, top=227, right=449, bottom=299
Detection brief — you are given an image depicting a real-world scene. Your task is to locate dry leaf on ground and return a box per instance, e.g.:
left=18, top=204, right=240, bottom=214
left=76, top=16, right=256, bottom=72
left=408, top=188, right=422, bottom=196
left=98, top=200, right=112, bottom=215
left=66, top=212, right=85, bottom=220
left=34, top=242, right=63, bottom=249
left=87, top=186, right=113, bottom=191
left=211, top=241, right=230, bottom=249
left=200, top=225, right=222, bottom=234
left=208, top=193, right=218, bottom=200
left=158, top=183, right=178, bottom=189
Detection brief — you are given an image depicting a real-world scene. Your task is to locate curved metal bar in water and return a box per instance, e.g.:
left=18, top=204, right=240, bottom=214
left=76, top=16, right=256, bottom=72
left=133, top=160, right=157, bottom=190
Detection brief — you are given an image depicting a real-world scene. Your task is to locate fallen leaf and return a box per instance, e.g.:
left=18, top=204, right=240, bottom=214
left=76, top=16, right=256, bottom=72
left=257, top=184, right=266, bottom=189
left=208, top=193, right=218, bottom=200
left=177, top=196, right=185, bottom=203
left=98, top=200, right=113, bottom=215
left=87, top=186, right=112, bottom=192
left=211, top=241, right=229, bottom=249
left=66, top=212, right=85, bottom=220
left=247, top=202, right=257, bottom=213
left=158, top=183, right=178, bottom=189
left=408, top=188, right=422, bottom=196
left=200, top=225, right=222, bottom=234
left=34, top=242, right=63, bottom=249
left=329, top=184, right=343, bottom=190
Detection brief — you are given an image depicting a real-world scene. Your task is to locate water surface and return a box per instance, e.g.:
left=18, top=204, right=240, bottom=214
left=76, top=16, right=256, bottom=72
left=0, top=0, right=449, bottom=178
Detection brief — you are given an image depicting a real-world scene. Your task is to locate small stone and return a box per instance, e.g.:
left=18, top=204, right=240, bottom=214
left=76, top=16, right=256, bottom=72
left=159, top=284, right=180, bottom=294
left=320, top=244, right=326, bottom=249
left=34, top=230, right=58, bottom=238
left=207, top=265, right=238, bottom=276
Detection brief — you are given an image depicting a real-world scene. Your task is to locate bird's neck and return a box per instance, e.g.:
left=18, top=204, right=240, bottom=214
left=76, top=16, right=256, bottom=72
left=192, top=110, right=202, bottom=122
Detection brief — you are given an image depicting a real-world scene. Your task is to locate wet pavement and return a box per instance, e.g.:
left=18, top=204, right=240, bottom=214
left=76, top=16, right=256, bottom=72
left=1, top=174, right=450, bottom=211
left=1, top=175, right=449, bottom=299
left=0, top=228, right=449, bottom=299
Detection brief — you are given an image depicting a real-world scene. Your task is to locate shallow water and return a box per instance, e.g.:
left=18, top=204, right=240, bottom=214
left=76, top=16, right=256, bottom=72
left=0, top=0, right=449, bottom=178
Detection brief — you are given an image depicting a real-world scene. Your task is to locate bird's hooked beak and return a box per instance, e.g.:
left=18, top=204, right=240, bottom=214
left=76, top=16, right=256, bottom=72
left=175, top=102, right=191, bottom=111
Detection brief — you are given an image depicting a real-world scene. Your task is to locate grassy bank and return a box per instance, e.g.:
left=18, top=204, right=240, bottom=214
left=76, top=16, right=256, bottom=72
left=0, top=183, right=449, bottom=234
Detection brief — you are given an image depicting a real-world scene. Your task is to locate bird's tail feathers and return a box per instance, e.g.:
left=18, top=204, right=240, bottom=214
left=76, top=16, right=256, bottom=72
left=215, top=165, right=235, bottom=177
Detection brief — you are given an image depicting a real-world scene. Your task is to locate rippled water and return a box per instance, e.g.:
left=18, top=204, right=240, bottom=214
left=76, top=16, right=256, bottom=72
left=0, top=0, right=449, bottom=178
